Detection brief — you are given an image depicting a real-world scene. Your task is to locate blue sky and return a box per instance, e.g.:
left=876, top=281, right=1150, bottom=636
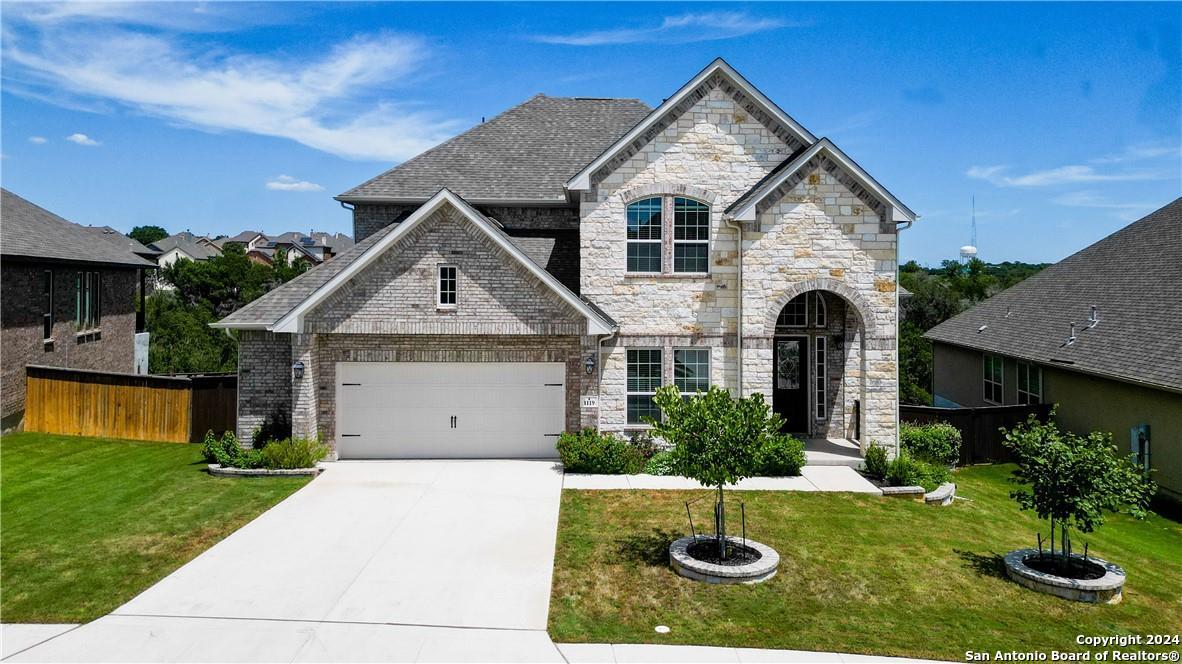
left=2, top=2, right=1178, bottom=265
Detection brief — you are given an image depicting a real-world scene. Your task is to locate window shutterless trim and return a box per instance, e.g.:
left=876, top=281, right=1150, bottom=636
left=815, top=336, right=827, bottom=420
left=1016, top=361, right=1041, bottom=405
left=672, top=197, right=710, bottom=274
left=983, top=353, right=1003, bottom=405
left=626, top=197, right=663, bottom=274
left=626, top=348, right=663, bottom=426
left=436, top=264, right=458, bottom=308
left=673, top=347, right=711, bottom=396
left=813, top=292, right=827, bottom=328
left=42, top=269, right=54, bottom=341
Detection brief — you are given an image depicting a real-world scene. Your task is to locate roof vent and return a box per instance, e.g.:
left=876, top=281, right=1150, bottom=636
left=977, top=325, right=988, bottom=333
left=1085, top=305, right=1100, bottom=330
left=1061, top=322, right=1077, bottom=347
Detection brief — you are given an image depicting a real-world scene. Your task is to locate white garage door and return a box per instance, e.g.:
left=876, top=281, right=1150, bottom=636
left=335, top=362, right=566, bottom=459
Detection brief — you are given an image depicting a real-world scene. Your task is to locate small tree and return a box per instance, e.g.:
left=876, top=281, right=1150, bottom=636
left=649, top=385, right=782, bottom=559
left=1002, top=414, right=1154, bottom=572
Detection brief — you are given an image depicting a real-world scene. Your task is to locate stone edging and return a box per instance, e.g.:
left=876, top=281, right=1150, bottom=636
left=925, top=482, right=956, bottom=505
left=669, top=535, right=779, bottom=584
left=207, top=464, right=323, bottom=477
left=880, top=485, right=925, bottom=498
left=1004, top=548, right=1125, bottom=604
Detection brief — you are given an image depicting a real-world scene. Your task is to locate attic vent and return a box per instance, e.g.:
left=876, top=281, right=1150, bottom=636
left=1061, top=322, right=1077, bottom=347
left=1086, top=305, right=1100, bottom=329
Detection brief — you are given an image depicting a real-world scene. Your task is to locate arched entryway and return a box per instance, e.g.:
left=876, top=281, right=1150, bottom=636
left=769, top=289, right=865, bottom=438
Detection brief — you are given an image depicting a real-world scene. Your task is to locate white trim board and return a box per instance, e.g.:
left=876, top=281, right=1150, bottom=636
left=269, top=189, right=615, bottom=335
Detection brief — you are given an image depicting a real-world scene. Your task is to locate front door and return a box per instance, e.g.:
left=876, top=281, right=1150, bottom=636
left=773, top=336, right=809, bottom=434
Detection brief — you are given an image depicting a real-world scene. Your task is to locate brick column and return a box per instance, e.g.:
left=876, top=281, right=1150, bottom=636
left=291, top=333, right=318, bottom=441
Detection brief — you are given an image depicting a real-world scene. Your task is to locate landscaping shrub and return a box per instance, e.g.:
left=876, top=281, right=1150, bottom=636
left=900, top=421, right=962, bottom=467
left=643, top=450, right=676, bottom=476
left=628, top=431, right=660, bottom=461
left=557, top=429, right=645, bottom=474
left=259, top=437, right=329, bottom=470
left=863, top=443, right=889, bottom=480
left=882, top=449, right=950, bottom=492
left=202, top=430, right=245, bottom=467
left=757, top=434, right=806, bottom=476
left=252, top=410, right=292, bottom=449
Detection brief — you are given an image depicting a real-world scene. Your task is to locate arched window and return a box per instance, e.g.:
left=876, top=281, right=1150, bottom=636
left=776, top=293, right=808, bottom=330
left=813, top=291, right=827, bottom=328
left=626, top=198, right=662, bottom=273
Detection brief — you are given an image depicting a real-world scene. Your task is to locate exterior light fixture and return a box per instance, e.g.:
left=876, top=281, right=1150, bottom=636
left=584, top=354, right=597, bottom=375
left=292, top=360, right=305, bottom=380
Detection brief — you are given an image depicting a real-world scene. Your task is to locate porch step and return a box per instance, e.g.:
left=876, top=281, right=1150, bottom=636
left=804, top=438, right=864, bottom=468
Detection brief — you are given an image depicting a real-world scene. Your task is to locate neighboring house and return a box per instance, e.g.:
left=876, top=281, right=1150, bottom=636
left=151, top=232, right=222, bottom=268
left=217, top=230, right=353, bottom=265
left=926, top=199, right=1182, bottom=502
left=0, top=189, right=156, bottom=427
left=215, top=230, right=269, bottom=252
left=215, top=59, right=914, bottom=460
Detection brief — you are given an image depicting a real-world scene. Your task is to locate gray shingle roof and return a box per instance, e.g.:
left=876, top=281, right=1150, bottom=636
left=84, top=225, right=161, bottom=258
left=1, top=189, right=155, bottom=268
left=925, top=198, right=1182, bottom=393
left=150, top=233, right=222, bottom=261
left=338, top=95, right=651, bottom=203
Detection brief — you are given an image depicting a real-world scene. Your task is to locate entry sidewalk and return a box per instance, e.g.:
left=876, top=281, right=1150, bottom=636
left=563, top=465, right=881, bottom=493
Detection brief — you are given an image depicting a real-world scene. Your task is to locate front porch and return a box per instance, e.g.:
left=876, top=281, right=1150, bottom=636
left=805, top=437, right=864, bottom=467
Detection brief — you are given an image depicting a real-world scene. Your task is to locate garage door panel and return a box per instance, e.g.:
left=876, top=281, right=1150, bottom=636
left=336, top=362, right=565, bottom=459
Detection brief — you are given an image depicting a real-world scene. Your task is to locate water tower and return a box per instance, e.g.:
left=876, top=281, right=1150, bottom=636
left=960, top=196, right=978, bottom=260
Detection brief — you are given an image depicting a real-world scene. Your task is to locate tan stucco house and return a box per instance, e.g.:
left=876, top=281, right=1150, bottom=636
left=215, top=59, right=915, bottom=460
left=926, top=198, right=1182, bottom=503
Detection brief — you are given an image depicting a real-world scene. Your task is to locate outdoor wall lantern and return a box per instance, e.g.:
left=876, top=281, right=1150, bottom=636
left=584, top=354, right=597, bottom=375
left=292, top=360, right=305, bottom=380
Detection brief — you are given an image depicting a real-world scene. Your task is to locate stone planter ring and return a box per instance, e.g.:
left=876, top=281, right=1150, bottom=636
left=1004, top=548, right=1126, bottom=604
left=669, top=535, right=779, bottom=584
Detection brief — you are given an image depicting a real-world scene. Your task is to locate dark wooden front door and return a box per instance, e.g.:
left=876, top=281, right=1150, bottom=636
left=773, top=336, right=809, bottom=434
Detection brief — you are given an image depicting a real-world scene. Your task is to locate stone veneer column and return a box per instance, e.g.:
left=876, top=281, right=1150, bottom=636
left=291, top=333, right=319, bottom=441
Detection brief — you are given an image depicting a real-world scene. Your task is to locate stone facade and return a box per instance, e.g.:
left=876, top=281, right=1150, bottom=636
left=1, top=261, right=138, bottom=421
left=580, top=85, right=899, bottom=451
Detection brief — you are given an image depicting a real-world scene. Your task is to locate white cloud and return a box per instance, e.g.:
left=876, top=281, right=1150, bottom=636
left=28, top=136, right=47, bottom=144
left=967, top=164, right=1161, bottom=187
left=266, top=175, right=324, bottom=192
left=65, top=132, right=100, bottom=146
left=533, top=12, right=793, bottom=46
left=1089, top=141, right=1181, bottom=164
left=2, top=16, right=458, bottom=161
left=1052, top=192, right=1149, bottom=209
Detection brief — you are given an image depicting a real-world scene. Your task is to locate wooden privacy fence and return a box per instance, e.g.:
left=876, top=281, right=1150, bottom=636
left=25, top=365, right=237, bottom=444
left=900, top=403, right=1053, bottom=465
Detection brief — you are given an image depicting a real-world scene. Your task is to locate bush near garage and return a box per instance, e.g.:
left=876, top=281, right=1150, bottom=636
left=203, top=431, right=327, bottom=470
left=557, top=428, right=646, bottom=474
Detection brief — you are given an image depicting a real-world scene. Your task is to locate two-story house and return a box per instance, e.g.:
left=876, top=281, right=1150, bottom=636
left=215, top=59, right=914, bottom=460
left=1, top=189, right=156, bottom=428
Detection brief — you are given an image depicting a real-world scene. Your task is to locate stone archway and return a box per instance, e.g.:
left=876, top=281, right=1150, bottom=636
left=763, top=277, right=877, bottom=339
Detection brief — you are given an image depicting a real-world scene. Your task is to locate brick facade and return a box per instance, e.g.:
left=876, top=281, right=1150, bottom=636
left=236, top=330, right=293, bottom=444
left=1, top=261, right=138, bottom=420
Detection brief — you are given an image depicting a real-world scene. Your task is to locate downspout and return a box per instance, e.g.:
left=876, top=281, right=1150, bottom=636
left=723, top=215, right=744, bottom=395
left=596, top=327, right=618, bottom=431
left=893, top=212, right=917, bottom=451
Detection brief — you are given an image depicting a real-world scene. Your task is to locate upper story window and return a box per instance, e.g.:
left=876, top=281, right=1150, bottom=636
left=42, top=270, right=54, bottom=341
left=626, top=198, right=662, bottom=273
left=1016, top=361, right=1041, bottom=405
left=76, top=271, right=101, bottom=331
left=673, top=198, right=709, bottom=274
left=437, top=265, right=457, bottom=308
left=625, top=195, right=711, bottom=275
left=983, top=353, right=1004, bottom=404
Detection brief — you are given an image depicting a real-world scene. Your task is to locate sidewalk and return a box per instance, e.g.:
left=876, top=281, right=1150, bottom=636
left=562, top=465, right=881, bottom=494
left=560, top=643, right=949, bottom=663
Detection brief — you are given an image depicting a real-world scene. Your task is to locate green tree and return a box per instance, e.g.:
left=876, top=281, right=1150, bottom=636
left=1003, top=414, right=1155, bottom=571
left=128, top=225, right=168, bottom=246
left=649, top=385, right=782, bottom=559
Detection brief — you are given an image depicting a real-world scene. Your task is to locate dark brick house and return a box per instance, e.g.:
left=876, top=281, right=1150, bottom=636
left=1, top=189, right=156, bottom=427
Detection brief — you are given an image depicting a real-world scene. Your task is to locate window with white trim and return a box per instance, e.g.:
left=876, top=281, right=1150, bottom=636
left=673, top=197, right=709, bottom=273
left=1016, top=361, right=1041, bottom=405
left=983, top=354, right=1004, bottom=404
left=674, top=348, right=710, bottom=399
left=626, top=198, right=662, bottom=273
left=627, top=349, right=662, bottom=425
left=815, top=336, right=827, bottom=420
left=437, top=265, right=457, bottom=308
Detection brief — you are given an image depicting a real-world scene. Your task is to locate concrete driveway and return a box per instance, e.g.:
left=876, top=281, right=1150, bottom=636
left=10, top=460, right=566, bottom=662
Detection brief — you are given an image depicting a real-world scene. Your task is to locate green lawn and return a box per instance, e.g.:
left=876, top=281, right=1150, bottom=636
left=549, top=465, right=1182, bottom=661
left=1, top=433, right=310, bottom=623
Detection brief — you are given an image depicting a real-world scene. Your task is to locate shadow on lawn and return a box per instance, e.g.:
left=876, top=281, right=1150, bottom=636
left=616, top=528, right=682, bottom=566
left=956, top=549, right=1007, bottom=579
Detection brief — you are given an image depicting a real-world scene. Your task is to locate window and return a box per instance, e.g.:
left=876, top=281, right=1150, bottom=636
left=983, top=354, right=1004, bottom=404
left=437, top=265, right=457, bottom=308
left=673, top=197, right=709, bottom=273
left=815, top=336, right=827, bottom=420
left=776, top=293, right=808, bottom=329
left=1016, top=362, right=1041, bottom=405
left=813, top=292, right=827, bottom=328
left=627, top=349, right=662, bottom=425
left=75, top=271, right=101, bottom=331
left=42, top=270, right=54, bottom=341
left=674, top=348, right=710, bottom=398
left=626, top=198, right=662, bottom=273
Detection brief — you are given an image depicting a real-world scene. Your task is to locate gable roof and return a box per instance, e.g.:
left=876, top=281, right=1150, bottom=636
left=150, top=233, right=222, bottom=261
left=215, top=189, right=616, bottom=334
left=0, top=189, right=155, bottom=268
left=338, top=95, right=651, bottom=205
left=565, top=58, right=818, bottom=192
left=84, top=225, right=161, bottom=258
left=725, top=138, right=917, bottom=223
left=925, top=198, right=1182, bottom=393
